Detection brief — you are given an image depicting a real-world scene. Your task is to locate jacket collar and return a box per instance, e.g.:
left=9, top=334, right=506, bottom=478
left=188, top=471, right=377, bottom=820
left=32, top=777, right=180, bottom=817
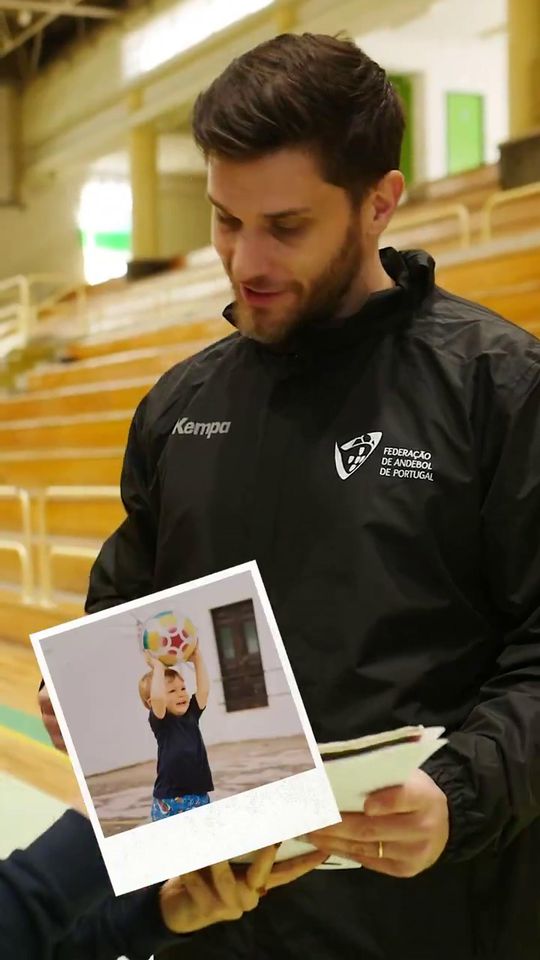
left=221, top=248, right=435, bottom=355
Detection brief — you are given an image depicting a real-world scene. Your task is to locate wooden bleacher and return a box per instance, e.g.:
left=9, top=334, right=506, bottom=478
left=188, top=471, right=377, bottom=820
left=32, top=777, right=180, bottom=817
left=388, top=164, right=540, bottom=257
left=0, top=170, right=538, bottom=647
left=0, top=450, right=123, bottom=488
left=0, top=270, right=232, bottom=629
left=437, top=241, right=540, bottom=337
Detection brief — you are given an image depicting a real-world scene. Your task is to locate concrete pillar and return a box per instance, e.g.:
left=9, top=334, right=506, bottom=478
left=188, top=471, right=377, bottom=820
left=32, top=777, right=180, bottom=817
left=158, top=173, right=211, bottom=257
left=507, top=0, right=540, bottom=137
left=128, top=93, right=159, bottom=259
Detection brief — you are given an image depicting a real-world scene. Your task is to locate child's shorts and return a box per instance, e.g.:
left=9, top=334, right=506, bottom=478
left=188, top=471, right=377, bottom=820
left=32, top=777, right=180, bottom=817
left=151, top=794, right=210, bottom=821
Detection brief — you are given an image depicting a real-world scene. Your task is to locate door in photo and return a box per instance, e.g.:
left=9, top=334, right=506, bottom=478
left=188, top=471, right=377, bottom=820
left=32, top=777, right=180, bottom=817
left=211, top=600, right=268, bottom=712
left=446, top=92, right=485, bottom=174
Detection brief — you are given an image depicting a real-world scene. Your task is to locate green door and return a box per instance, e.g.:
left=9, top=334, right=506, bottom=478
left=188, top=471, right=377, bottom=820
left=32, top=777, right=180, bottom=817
left=388, top=73, right=414, bottom=186
left=446, top=92, right=485, bottom=174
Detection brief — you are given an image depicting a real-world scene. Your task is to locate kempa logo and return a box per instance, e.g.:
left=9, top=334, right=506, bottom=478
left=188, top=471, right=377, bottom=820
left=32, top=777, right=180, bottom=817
left=335, top=432, right=382, bottom=480
left=172, top=417, right=231, bottom=438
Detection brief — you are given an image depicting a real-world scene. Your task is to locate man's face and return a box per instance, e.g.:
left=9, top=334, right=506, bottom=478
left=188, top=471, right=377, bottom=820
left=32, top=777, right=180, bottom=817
left=208, top=149, right=367, bottom=345
left=164, top=671, right=190, bottom=716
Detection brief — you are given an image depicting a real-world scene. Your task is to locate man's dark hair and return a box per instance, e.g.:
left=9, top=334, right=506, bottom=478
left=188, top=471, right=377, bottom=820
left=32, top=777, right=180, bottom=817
left=191, top=32, right=405, bottom=204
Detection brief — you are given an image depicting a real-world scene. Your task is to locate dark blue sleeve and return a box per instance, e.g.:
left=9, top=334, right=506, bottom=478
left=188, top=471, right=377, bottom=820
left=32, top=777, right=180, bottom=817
left=0, top=810, right=111, bottom=959
left=53, top=884, right=190, bottom=960
left=0, top=809, right=191, bottom=960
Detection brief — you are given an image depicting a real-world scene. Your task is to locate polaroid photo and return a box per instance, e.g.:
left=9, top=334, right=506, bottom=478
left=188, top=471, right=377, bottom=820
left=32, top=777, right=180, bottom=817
left=30, top=561, right=340, bottom=896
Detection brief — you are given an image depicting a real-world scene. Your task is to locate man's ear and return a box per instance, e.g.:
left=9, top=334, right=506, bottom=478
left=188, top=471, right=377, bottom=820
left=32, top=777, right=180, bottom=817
left=364, top=170, right=404, bottom=238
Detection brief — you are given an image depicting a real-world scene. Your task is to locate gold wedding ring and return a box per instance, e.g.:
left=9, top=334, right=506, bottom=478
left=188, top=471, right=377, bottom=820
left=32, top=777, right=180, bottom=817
left=378, top=840, right=384, bottom=859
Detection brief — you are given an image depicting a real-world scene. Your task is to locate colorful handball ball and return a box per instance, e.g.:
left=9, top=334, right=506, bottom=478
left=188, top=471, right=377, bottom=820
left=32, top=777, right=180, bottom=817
left=142, top=610, right=198, bottom=666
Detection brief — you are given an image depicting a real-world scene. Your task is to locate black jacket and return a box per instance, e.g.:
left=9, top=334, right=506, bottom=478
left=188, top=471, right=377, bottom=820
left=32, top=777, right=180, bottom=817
left=0, top=810, right=179, bottom=959
left=84, top=247, right=540, bottom=960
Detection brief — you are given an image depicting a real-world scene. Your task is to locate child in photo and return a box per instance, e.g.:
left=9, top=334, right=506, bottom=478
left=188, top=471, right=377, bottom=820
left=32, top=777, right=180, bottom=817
left=139, top=642, right=214, bottom=821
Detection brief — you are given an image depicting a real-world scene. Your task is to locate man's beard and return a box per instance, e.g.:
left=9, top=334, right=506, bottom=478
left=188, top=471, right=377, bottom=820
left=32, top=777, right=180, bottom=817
left=228, top=218, right=362, bottom=346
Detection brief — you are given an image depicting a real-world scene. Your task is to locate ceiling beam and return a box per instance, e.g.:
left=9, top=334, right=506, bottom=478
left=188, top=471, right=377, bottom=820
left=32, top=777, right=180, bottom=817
left=0, top=0, right=78, bottom=56
left=0, top=0, right=118, bottom=19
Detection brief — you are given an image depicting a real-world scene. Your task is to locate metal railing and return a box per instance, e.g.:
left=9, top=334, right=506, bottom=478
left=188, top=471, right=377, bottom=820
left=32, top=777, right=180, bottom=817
left=386, top=202, right=472, bottom=249
left=0, top=275, right=34, bottom=347
left=0, top=484, right=119, bottom=606
left=481, top=181, right=540, bottom=244
left=0, top=273, right=87, bottom=354
left=0, top=486, right=33, bottom=601
left=36, top=485, right=120, bottom=606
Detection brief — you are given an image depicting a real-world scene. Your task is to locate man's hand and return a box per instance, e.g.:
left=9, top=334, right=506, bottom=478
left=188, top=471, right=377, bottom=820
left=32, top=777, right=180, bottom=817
left=38, top=684, right=67, bottom=752
left=160, top=845, right=327, bottom=934
left=306, top=769, right=449, bottom=878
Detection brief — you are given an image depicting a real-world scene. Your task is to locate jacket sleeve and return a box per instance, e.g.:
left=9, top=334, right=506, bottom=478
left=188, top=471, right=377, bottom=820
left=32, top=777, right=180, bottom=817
left=86, top=395, right=158, bottom=614
left=0, top=811, right=109, bottom=960
left=0, top=810, right=187, bottom=960
left=53, top=885, right=186, bottom=960
left=423, top=367, right=540, bottom=861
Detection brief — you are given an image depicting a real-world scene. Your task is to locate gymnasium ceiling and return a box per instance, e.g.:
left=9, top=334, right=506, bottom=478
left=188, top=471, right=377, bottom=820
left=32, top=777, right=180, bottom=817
left=0, top=0, right=144, bottom=80
left=0, top=0, right=506, bottom=84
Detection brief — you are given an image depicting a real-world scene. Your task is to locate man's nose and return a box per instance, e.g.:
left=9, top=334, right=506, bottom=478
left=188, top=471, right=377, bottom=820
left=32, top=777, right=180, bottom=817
left=231, top=234, right=272, bottom=284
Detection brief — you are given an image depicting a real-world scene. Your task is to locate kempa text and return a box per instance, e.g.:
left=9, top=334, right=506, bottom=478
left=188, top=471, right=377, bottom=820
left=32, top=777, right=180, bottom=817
left=172, top=417, right=231, bottom=438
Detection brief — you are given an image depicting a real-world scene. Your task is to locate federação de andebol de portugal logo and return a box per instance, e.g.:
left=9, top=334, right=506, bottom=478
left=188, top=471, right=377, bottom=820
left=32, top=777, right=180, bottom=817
left=335, top=431, right=434, bottom=482
left=334, top=432, right=382, bottom=480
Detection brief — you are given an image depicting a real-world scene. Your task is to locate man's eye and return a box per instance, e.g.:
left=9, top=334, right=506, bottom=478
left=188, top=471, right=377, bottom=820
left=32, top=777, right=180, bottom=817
left=216, top=214, right=240, bottom=229
left=272, top=223, right=304, bottom=237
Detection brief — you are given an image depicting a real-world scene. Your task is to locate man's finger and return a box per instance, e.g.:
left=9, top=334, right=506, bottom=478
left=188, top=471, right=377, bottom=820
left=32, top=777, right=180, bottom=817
left=210, top=861, right=243, bottom=912
left=308, top=812, right=426, bottom=844
left=245, top=845, right=278, bottom=892
left=364, top=776, right=427, bottom=816
left=307, top=835, right=427, bottom=864
left=182, top=871, right=217, bottom=914
left=266, top=849, right=328, bottom=889
left=38, top=689, right=68, bottom=752
left=357, top=855, right=421, bottom=879
left=235, top=878, right=261, bottom=914
left=44, top=717, right=67, bottom=751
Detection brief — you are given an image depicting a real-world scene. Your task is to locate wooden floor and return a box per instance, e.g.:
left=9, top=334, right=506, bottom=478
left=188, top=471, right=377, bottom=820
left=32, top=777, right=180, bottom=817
left=0, top=637, right=80, bottom=807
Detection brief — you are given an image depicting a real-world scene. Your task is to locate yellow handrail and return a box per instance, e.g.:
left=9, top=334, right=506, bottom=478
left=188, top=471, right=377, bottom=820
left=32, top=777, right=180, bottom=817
left=481, top=181, right=540, bottom=243
left=0, top=486, right=33, bottom=601
left=42, top=544, right=100, bottom=607
left=0, top=539, right=33, bottom=602
left=388, top=203, right=471, bottom=249
left=37, top=485, right=120, bottom=606
left=40, top=485, right=120, bottom=499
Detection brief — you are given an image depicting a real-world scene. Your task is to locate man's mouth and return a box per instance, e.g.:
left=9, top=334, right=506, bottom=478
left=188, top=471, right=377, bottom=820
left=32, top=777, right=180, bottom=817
left=241, top=284, right=286, bottom=306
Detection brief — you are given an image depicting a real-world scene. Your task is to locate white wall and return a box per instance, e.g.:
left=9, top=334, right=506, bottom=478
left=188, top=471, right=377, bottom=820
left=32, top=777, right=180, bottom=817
left=0, top=167, right=210, bottom=283
left=359, top=30, right=508, bottom=182
left=41, top=568, right=307, bottom=777
left=0, top=170, right=85, bottom=281
left=298, top=0, right=508, bottom=182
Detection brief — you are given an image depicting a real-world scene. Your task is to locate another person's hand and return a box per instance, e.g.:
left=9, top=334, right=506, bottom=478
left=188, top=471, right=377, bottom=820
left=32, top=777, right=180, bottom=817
left=38, top=684, right=67, bottom=752
left=160, top=845, right=327, bottom=933
left=305, top=768, right=449, bottom=878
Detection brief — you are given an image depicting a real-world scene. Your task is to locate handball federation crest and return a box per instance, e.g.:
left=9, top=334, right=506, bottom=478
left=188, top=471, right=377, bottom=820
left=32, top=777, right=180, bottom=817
left=334, top=432, right=382, bottom=480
